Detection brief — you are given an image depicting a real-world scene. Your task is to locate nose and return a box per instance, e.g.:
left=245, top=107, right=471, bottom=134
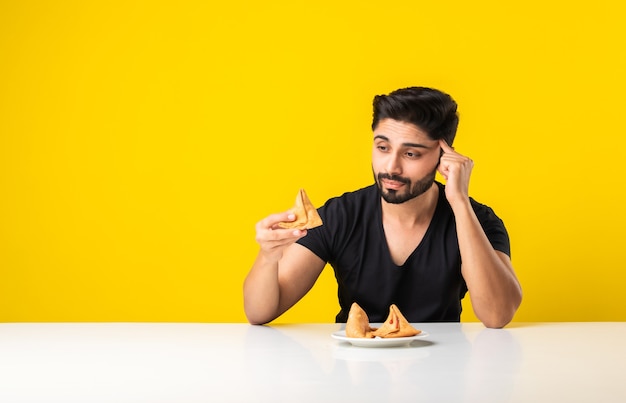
left=385, top=153, right=402, bottom=176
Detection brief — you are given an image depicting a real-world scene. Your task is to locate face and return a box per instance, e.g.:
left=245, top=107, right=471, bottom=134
left=372, top=119, right=441, bottom=204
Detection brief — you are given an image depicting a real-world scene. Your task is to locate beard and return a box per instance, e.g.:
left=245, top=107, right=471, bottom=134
left=374, top=167, right=437, bottom=204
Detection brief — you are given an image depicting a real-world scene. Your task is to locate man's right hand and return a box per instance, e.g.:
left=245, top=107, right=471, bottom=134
left=254, top=212, right=308, bottom=261
left=245, top=211, right=326, bottom=325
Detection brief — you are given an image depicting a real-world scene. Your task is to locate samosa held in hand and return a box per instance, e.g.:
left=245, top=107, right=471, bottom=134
left=277, top=189, right=323, bottom=230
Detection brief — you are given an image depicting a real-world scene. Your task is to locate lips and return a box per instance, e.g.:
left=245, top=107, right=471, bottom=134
left=381, top=178, right=406, bottom=190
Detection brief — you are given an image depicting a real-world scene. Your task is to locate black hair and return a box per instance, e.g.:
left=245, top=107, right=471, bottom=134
left=372, top=86, right=459, bottom=145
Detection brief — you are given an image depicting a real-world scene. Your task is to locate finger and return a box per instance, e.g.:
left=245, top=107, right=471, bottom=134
left=439, top=139, right=455, bottom=153
left=437, top=165, right=448, bottom=181
left=437, top=156, right=450, bottom=179
left=257, top=219, right=304, bottom=235
left=258, top=227, right=306, bottom=244
left=259, top=211, right=296, bottom=229
left=257, top=213, right=308, bottom=242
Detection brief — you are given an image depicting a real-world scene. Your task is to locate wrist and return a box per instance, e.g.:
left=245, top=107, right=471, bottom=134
left=260, top=249, right=283, bottom=263
left=448, top=197, right=472, bottom=216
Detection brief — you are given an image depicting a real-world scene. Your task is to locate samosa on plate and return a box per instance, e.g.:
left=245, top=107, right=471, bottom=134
left=345, top=302, right=377, bottom=338
left=371, top=304, right=422, bottom=338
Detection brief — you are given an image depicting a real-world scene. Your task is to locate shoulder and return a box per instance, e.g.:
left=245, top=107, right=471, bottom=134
left=469, top=197, right=504, bottom=224
left=435, top=182, right=503, bottom=222
left=466, top=194, right=511, bottom=255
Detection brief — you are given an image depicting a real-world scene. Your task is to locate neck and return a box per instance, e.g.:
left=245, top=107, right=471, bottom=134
left=381, top=182, right=439, bottom=226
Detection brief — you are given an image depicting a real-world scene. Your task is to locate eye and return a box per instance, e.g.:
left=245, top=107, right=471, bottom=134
left=406, top=150, right=422, bottom=158
left=376, top=144, right=389, bottom=152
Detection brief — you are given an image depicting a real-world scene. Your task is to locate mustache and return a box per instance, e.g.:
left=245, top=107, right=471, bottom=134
left=377, top=173, right=410, bottom=185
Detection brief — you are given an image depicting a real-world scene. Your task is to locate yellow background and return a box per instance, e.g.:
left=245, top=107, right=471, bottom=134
left=1, top=1, right=625, bottom=323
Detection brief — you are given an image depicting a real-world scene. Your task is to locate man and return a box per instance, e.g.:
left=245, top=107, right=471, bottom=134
left=244, top=87, right=522, bottom=328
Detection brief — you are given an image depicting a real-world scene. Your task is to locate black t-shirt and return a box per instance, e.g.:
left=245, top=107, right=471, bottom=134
left=297, top=182, right=511, bottom=323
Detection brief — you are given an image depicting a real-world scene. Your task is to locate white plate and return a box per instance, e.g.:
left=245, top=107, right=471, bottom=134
left=331, top=330, right=429, bottom=347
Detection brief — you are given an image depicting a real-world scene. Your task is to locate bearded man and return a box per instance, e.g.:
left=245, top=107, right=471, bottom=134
left=244, top=87, right=522, bottom=328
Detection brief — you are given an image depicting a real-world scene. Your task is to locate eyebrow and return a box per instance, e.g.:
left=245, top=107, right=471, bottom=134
left=373, top=134, right=431, bottom=149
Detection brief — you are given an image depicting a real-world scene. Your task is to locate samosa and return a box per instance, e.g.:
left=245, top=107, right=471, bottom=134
left=372, top=304, right=421, bottom=338
left=345, top=302, right=377, bottom=338
left=277, top=189, right=323, bottom=230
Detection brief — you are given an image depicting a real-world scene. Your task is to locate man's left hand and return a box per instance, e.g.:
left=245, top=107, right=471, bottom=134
left=438, top=139, right=474, bottom=208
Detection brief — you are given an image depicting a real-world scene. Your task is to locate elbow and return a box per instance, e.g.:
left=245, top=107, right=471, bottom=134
left=243, top=306, right=271, bottom=326
left=243, top=299, right=277, bottom=326
left=245, top=311, right=272, bottom=326
left=243, top=284, right=278, bottom=325
left=478, top=292, right=523, bottom=329
left=479, top=309, right=516, bottom=329
left=481, top=316, right=513, bottom=329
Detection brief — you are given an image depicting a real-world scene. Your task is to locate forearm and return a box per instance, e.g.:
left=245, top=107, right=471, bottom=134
left=243, top=253, right=282, bottom=325
left=453, top=202, right=522, bottom=328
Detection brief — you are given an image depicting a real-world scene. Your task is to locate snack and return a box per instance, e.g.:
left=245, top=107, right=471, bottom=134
left=277, top=189, right=323, bottom=230
left=345, top=302, right=421, bottom=338
left=345, top=302, right=377, bottom=338
left=372, top=304, right=421, bottom=338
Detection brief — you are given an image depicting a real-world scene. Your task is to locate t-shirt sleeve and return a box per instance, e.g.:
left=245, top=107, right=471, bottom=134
left=295, top=203, right=334, bottom=263
left=471, top=200, right=511, bottom=257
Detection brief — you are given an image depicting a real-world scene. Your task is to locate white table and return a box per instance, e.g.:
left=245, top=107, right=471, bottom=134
left=0, top=322, right=624, bottom=402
